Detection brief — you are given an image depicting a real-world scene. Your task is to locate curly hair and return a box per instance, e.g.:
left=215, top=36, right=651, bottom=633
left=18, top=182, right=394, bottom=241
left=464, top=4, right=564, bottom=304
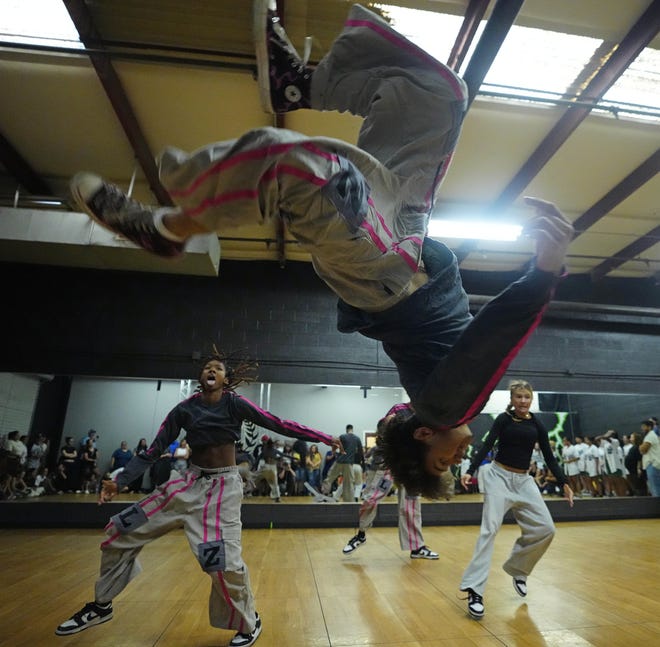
left=378, top=410, right=455, bottom=499
left=196, top=345, right=258, bottom=391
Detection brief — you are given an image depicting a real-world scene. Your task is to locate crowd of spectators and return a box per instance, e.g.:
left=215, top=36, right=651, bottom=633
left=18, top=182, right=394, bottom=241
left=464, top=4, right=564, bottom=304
left=2, top=416, right=658, bottom=502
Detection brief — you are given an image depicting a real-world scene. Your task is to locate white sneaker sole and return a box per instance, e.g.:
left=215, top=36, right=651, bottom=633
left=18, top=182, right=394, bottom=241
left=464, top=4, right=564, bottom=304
left=253, top=0, right=275, bottom=114
left=55, top=612, right=113, bottom=636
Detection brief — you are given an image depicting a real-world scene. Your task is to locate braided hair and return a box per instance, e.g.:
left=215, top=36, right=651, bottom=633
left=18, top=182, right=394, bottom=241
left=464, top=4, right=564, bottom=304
left=196, top=345, right=258, bottom=391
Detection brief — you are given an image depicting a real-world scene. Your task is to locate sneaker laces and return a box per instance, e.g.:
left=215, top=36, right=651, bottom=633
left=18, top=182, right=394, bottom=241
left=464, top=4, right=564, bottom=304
left=90, top=183, right=156, bottom=235
left=72, top=602, right=99, bottom=621
left=468, top=590, right=483, bottom=605
left=459, top=589, right=483, bottom=604
left=272, top=18, right=312, bottom=70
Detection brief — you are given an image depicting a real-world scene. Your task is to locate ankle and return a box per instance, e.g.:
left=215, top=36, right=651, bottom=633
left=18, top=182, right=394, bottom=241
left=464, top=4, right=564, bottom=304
left=155, top=209, right=189, bottom=242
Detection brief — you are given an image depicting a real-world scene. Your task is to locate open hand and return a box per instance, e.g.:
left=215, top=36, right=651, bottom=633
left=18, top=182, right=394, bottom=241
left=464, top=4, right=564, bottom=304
left=98, top=479, right=118, bottom=505
left=523, top=197, right=574, bottom=274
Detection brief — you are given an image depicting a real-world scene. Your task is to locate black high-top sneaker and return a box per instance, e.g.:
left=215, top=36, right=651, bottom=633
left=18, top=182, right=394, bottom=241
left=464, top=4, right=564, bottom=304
left=253, top=0, right=312, bottom=113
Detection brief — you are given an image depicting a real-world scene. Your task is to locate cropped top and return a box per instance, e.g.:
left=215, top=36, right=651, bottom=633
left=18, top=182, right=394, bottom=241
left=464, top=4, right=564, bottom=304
left=115, top=390, right=333, bottom=490
left=467, top=411, right=566, bottom=487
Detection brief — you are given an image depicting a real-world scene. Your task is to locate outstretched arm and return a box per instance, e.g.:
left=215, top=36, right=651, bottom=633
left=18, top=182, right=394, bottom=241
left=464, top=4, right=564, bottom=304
left=413, top=199, right=573, bottom=430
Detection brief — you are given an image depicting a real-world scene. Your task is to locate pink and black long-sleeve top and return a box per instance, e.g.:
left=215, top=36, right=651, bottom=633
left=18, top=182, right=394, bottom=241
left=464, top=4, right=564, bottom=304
left=115, top=390, right=333, bottom=491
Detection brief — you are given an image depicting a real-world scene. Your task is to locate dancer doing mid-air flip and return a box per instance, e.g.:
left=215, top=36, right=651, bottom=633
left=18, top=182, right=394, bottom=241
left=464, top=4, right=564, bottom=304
left=69, top=1, right=574, bottom=500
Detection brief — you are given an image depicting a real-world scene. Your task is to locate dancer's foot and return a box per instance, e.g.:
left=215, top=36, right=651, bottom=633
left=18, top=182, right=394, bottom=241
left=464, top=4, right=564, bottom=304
left=342, top=531, right=366, bottom=554
left=55, top=601, right=113, bottom=635
left=410, top=545, right=439, bottom=560
left=70, top=172, right=185, bottom=258
left=253, top=0, right=312, bottom=113
left=512, top=576, right=527, bottom=597
left=463, top=588, right=484, bottom=620
left=229, top=613, right=262, bottom=646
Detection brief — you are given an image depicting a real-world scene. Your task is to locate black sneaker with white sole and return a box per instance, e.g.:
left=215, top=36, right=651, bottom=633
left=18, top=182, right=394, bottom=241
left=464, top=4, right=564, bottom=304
left=410, top=545, right=439, bottom=560
left=342, top=532, right=366, bottom=554
left=55, top=601, right=113, bottom=636
left=229, top=613, right=262, bottom=647
left=253, top=0, right=312, bottom=113
left=465, top=589, right=484, bottom=619
left=512, top=576, right=527, bottom=597
left=70, top=172, right=185, bottom=258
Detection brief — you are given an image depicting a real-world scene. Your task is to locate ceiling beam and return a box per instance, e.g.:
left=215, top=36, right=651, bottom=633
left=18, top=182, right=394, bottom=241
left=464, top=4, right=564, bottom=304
left=447, top=0, right=490, bottom=72
left=0, top=131, right=52, bottom=196
left=453, top=0, right=522, bottom=263
left=63, top=0, right=173, bottom=206
left=573, top=149, right=660, bottom=238
left=590, top=224, right=660, bottom=282
left=491, top=0, right=660, bottom=211
left=461, top=0, right=523, bottom=108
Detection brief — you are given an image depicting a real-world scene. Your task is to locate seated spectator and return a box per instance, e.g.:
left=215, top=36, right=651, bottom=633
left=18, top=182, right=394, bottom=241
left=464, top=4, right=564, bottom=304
left=278, top=456, right=296, bottom=497
left=33, top=466, right=53, bottom=495
left=110, top=441, right=134, bottom=472
left=172, top=438, right=191, bottom=474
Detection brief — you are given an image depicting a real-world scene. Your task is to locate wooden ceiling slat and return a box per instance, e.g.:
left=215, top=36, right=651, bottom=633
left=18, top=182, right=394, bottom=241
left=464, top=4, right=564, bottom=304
left=491, top=0, right=660, bottom=211
left=63, top=0, right=173, bottom=206
left=573, top=149, right=660, bottom=238
left=447, top=0, right=490, bottom=72
left=461, top=0, right=524, bottom=108
left=591, top=224, right=660, bottom=282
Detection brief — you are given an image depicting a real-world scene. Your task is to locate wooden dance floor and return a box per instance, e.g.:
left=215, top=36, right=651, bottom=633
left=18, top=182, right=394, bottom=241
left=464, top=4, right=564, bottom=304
left=1, top=514, right=658, bottom=646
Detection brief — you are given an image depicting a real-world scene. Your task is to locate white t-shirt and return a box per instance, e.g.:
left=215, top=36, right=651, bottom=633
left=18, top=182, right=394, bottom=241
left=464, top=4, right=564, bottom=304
left=584, top=444, right=599, bottom=477
left=563, top=445, right=580, bottom=476
left=575, top=442, right=587, bottom=472
left=642, top=431, right=660, bottom=470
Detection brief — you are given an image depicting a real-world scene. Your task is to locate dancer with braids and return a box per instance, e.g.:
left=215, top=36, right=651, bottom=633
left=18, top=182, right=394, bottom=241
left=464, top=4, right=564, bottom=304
left=459, top=380, right=574, bottom=620
left=55, top=351, right=339, bottom=646
left=69, top=1, right=573, bottom=500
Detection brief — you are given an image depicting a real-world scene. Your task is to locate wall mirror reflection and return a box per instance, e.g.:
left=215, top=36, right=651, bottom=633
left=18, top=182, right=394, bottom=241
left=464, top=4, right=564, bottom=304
left=1, top=372, right=657, bottom=502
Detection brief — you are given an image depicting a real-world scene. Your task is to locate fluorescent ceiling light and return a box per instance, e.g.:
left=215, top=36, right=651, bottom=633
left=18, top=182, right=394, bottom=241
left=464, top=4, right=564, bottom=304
left=0, top=0, right=83, bottom=49
left=427, top=220, right=522, bottom=241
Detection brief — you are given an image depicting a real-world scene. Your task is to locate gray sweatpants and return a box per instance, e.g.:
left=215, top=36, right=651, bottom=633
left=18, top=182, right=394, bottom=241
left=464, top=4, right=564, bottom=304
left=253, top=462, right=279, bottom=499
left=95, top=465, right=257, bottom=634
left=460, top=463, right=556, bottom=596
left=359, top=468, right=424, bottom=551
left=158, top=4, right=467, bottom=312
left=323, top=460, right=355, bottom=502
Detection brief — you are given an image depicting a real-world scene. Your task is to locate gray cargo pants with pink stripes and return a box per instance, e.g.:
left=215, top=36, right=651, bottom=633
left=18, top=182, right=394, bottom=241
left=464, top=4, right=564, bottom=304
left=158, top=4, right=467, bottom=313
left=94, top=465, right=256, bottom=634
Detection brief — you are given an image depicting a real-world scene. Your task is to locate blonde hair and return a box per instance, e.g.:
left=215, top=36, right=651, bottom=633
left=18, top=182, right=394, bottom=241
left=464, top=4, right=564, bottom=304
left=508, top=379, right=533, bottom=396
left=506, top=380, right=533, bottom=414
